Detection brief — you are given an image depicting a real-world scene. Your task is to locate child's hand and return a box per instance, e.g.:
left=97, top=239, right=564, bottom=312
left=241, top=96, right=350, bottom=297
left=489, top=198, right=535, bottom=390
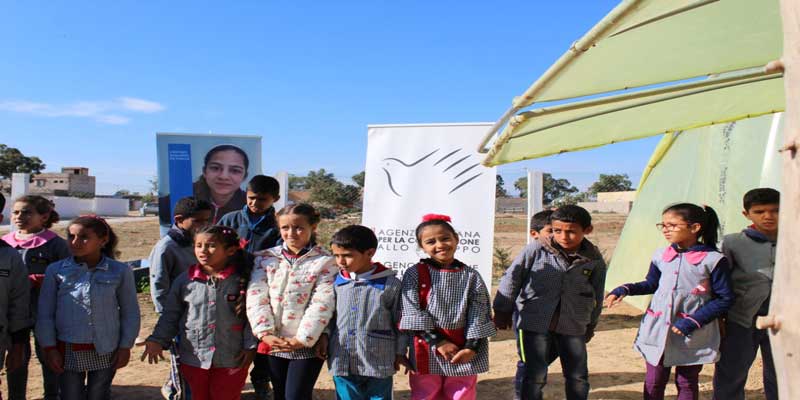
left=281, top=337, right=306, bottom=351
left=604, top=293, right=625, bottom=308
left=394, top=354, right=414, bottom=374
left=315, top=334, right=329, bottom=360
left=5, top=343, right=25, bottom=372
left=671, top=326, right=685, bottom=336
left=44, top=347, right=64, bottom=374
left=450, top=348, right=476, bottom=364
left=493, top=311, right=513, bottom=330
left=112, top=348, right=131, bottom=370
left=140, top=341, right=165, bottom=364
left=261, top=335, right=289, bottom=352
left=235, top=350, right=256, bottom=369
left=436, top=341, right=460, bottom=361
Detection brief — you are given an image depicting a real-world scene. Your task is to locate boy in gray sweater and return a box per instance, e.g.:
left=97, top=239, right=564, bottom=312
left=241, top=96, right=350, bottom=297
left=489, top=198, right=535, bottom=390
left=713, top=188, right=780, bottom=400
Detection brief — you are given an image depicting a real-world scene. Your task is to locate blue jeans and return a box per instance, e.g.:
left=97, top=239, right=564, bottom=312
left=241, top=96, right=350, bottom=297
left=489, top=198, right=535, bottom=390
left=712, top=320, right=778, bottom=400
left=333, top=375, right=393, bottom=400
left=7, top=338, right=60, bottom=400
left=59, top=367, right=116, bottom=400
left=518, top=331, right=588, bottom=400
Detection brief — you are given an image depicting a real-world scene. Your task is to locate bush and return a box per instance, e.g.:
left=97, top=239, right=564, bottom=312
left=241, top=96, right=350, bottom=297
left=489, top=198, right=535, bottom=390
left=493, top=246, right=512, bottom=282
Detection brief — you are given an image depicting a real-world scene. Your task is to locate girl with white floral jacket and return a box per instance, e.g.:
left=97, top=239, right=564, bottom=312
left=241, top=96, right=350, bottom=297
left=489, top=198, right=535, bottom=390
left=246, top=203, right=336, bottom=400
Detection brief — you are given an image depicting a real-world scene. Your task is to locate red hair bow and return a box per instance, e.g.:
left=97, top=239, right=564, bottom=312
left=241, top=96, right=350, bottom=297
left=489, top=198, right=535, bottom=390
left=422, top=213, right=452, bottom=223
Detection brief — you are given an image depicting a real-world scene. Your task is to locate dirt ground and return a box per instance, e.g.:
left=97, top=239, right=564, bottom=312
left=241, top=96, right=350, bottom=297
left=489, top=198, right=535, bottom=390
left=7, top=214, right=767, bottom=399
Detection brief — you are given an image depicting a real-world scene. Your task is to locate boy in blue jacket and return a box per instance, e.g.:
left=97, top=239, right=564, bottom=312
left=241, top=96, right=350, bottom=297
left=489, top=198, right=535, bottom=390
left=218, top=175, right=280, bottom=254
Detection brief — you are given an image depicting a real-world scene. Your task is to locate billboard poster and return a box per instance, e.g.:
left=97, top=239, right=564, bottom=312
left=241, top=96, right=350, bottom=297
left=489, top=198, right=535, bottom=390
left=156, top=133, right=262, bottom=231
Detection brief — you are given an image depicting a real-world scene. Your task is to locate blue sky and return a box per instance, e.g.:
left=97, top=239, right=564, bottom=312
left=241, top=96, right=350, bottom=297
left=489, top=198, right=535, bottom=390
left=0, top=1, right=659, bottom=195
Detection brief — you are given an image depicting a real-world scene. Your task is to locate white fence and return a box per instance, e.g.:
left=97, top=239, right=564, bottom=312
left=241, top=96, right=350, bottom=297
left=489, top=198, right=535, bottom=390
left=2, top=196, right=129, bottom=224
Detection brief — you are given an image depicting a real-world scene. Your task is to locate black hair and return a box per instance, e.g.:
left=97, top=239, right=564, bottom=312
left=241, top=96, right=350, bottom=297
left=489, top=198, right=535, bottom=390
left=743, top=188, right=780, bottom=211
left=69, top=216, right=120, bottom=259
left=173, top=196, right=213, bottom=218
left=530, top=210, right=554, bottom=232
left=277, top=203, right=321, bottom=243
left=550, top=205, right=592, bottom=229
left=663, top=203, right=721, bottom=247
left=415, top=217, right=459, bottom=244
left=331, top=225, right=378, bottom=252
left=0, top=192, right=5, bottom=212
left=247, top=175, right=280, bottom=198
left=14, top=195, right=60, bottom=229
left=196, top=225, right=253, bottom=319
left=203, top=144, right=249, bottom=178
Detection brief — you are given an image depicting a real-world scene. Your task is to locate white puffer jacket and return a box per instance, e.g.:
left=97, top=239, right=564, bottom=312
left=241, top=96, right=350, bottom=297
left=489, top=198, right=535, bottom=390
left=246, top=245, right=336, bottom=347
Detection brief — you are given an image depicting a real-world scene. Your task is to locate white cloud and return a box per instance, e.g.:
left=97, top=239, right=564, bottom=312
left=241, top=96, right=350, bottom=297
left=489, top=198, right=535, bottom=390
left=95, top=114, right=131, bottom=125
left=119, top=97, right=165, bottom=113
left=0, top=97, right=165, bottom=125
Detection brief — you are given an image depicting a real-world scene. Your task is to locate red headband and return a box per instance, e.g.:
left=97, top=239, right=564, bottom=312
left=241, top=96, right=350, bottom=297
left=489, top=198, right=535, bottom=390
left=422, top=213, right=452, bottom=223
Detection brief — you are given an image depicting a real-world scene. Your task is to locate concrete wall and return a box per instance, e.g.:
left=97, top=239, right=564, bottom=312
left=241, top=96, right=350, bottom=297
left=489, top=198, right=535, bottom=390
left=51, top=196, right=129, bottom=219
left=578, top=201, right=633, bottom=215
left=597, top=191, right=637, bottom=202
left=69, top=175, right=95, bottom=195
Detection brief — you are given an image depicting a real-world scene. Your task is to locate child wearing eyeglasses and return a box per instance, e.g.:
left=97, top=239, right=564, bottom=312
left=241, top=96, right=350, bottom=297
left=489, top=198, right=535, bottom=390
left=604, top=203, right=733, bottom=400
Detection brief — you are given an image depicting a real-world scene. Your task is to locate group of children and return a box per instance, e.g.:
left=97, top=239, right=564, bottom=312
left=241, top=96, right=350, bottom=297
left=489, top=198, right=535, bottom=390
left=0, top=178, right=781, bottom=400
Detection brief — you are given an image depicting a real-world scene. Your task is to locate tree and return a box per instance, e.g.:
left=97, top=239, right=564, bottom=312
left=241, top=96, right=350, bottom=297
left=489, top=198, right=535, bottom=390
left=352, top=171, right=365, bottom=188
left=496, top=174, right=509, bottom=198
left=0, top=144, right=45, bottom=180
left=148, top=176, right=158, bottom=194
left=515, top=173, right=579, bottom=204
left=514, top=176, right=527, bottom=198
left=587, top=173, right=633, bottom=195
left=304, top=169, right=361, bottom=209
left=543, top=173, right=579, bottom=205
left=114, top=189, right=131, bottom=197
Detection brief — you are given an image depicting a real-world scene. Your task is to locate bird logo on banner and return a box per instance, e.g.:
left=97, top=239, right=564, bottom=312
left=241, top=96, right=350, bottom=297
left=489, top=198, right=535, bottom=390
left=380, top=148, right=483, bottom=197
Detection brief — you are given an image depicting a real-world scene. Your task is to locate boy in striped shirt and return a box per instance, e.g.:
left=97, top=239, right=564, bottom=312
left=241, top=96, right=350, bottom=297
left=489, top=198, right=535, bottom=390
left=318, top=225, right=411, bottom=400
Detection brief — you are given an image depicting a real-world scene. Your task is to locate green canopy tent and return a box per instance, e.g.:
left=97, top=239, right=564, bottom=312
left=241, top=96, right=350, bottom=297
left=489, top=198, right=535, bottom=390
left=477, top=0, right=785, bottom=310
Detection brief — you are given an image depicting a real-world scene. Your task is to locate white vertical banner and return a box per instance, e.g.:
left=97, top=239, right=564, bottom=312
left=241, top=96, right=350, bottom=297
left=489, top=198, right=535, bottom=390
left=362, top=123, right=497, bottom=287
left=526, top=170, right=544, bottom=244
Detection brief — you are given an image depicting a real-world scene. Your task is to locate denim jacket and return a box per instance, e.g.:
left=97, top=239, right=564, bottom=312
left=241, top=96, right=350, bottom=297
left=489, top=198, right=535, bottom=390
left=148, top=265, right=257, bottom=369
left=36, top=257, right=141, bottom=355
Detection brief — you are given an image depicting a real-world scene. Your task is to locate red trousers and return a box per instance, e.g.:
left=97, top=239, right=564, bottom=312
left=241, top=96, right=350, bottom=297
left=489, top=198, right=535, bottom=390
left=179, top=364, right=248, bottom=400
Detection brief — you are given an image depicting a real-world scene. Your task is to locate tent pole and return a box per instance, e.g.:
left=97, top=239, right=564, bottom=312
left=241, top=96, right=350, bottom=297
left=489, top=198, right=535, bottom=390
left=756, top=1, right=800, bottom=397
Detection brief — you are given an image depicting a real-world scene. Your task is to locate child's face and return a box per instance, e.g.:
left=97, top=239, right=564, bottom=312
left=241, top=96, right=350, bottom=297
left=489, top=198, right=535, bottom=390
left=659, top=211, right=701, bottom=246
left=331, top=244, right=375, bottom=274
left=530, top=224, right=553, bottom=240
left=418, top=225, right=458, bottom=265
left=278, top=213, right=316, bottom=251
left=67, top=224, right=106, bottom=259
left=11, top=201, right=47, bottom=233
left=743, top=203, right=779, bottom=234
left=551, top=220, right=591, bottom=252
left=246, top=191, right=277, bottom=215
left=175, top=210, right=212, bottom=234
left=194, top=233, right=237, bottom=270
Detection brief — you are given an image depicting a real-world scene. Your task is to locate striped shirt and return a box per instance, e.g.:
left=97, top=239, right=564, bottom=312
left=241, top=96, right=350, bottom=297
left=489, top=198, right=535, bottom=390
left=328, top=263, right=407, bottom=378
left=400, top=260, right=495, bottom=376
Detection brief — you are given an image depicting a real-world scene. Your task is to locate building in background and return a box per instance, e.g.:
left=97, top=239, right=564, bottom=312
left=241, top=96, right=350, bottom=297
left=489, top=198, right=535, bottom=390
left=30, top=167, right=96, bottom=197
